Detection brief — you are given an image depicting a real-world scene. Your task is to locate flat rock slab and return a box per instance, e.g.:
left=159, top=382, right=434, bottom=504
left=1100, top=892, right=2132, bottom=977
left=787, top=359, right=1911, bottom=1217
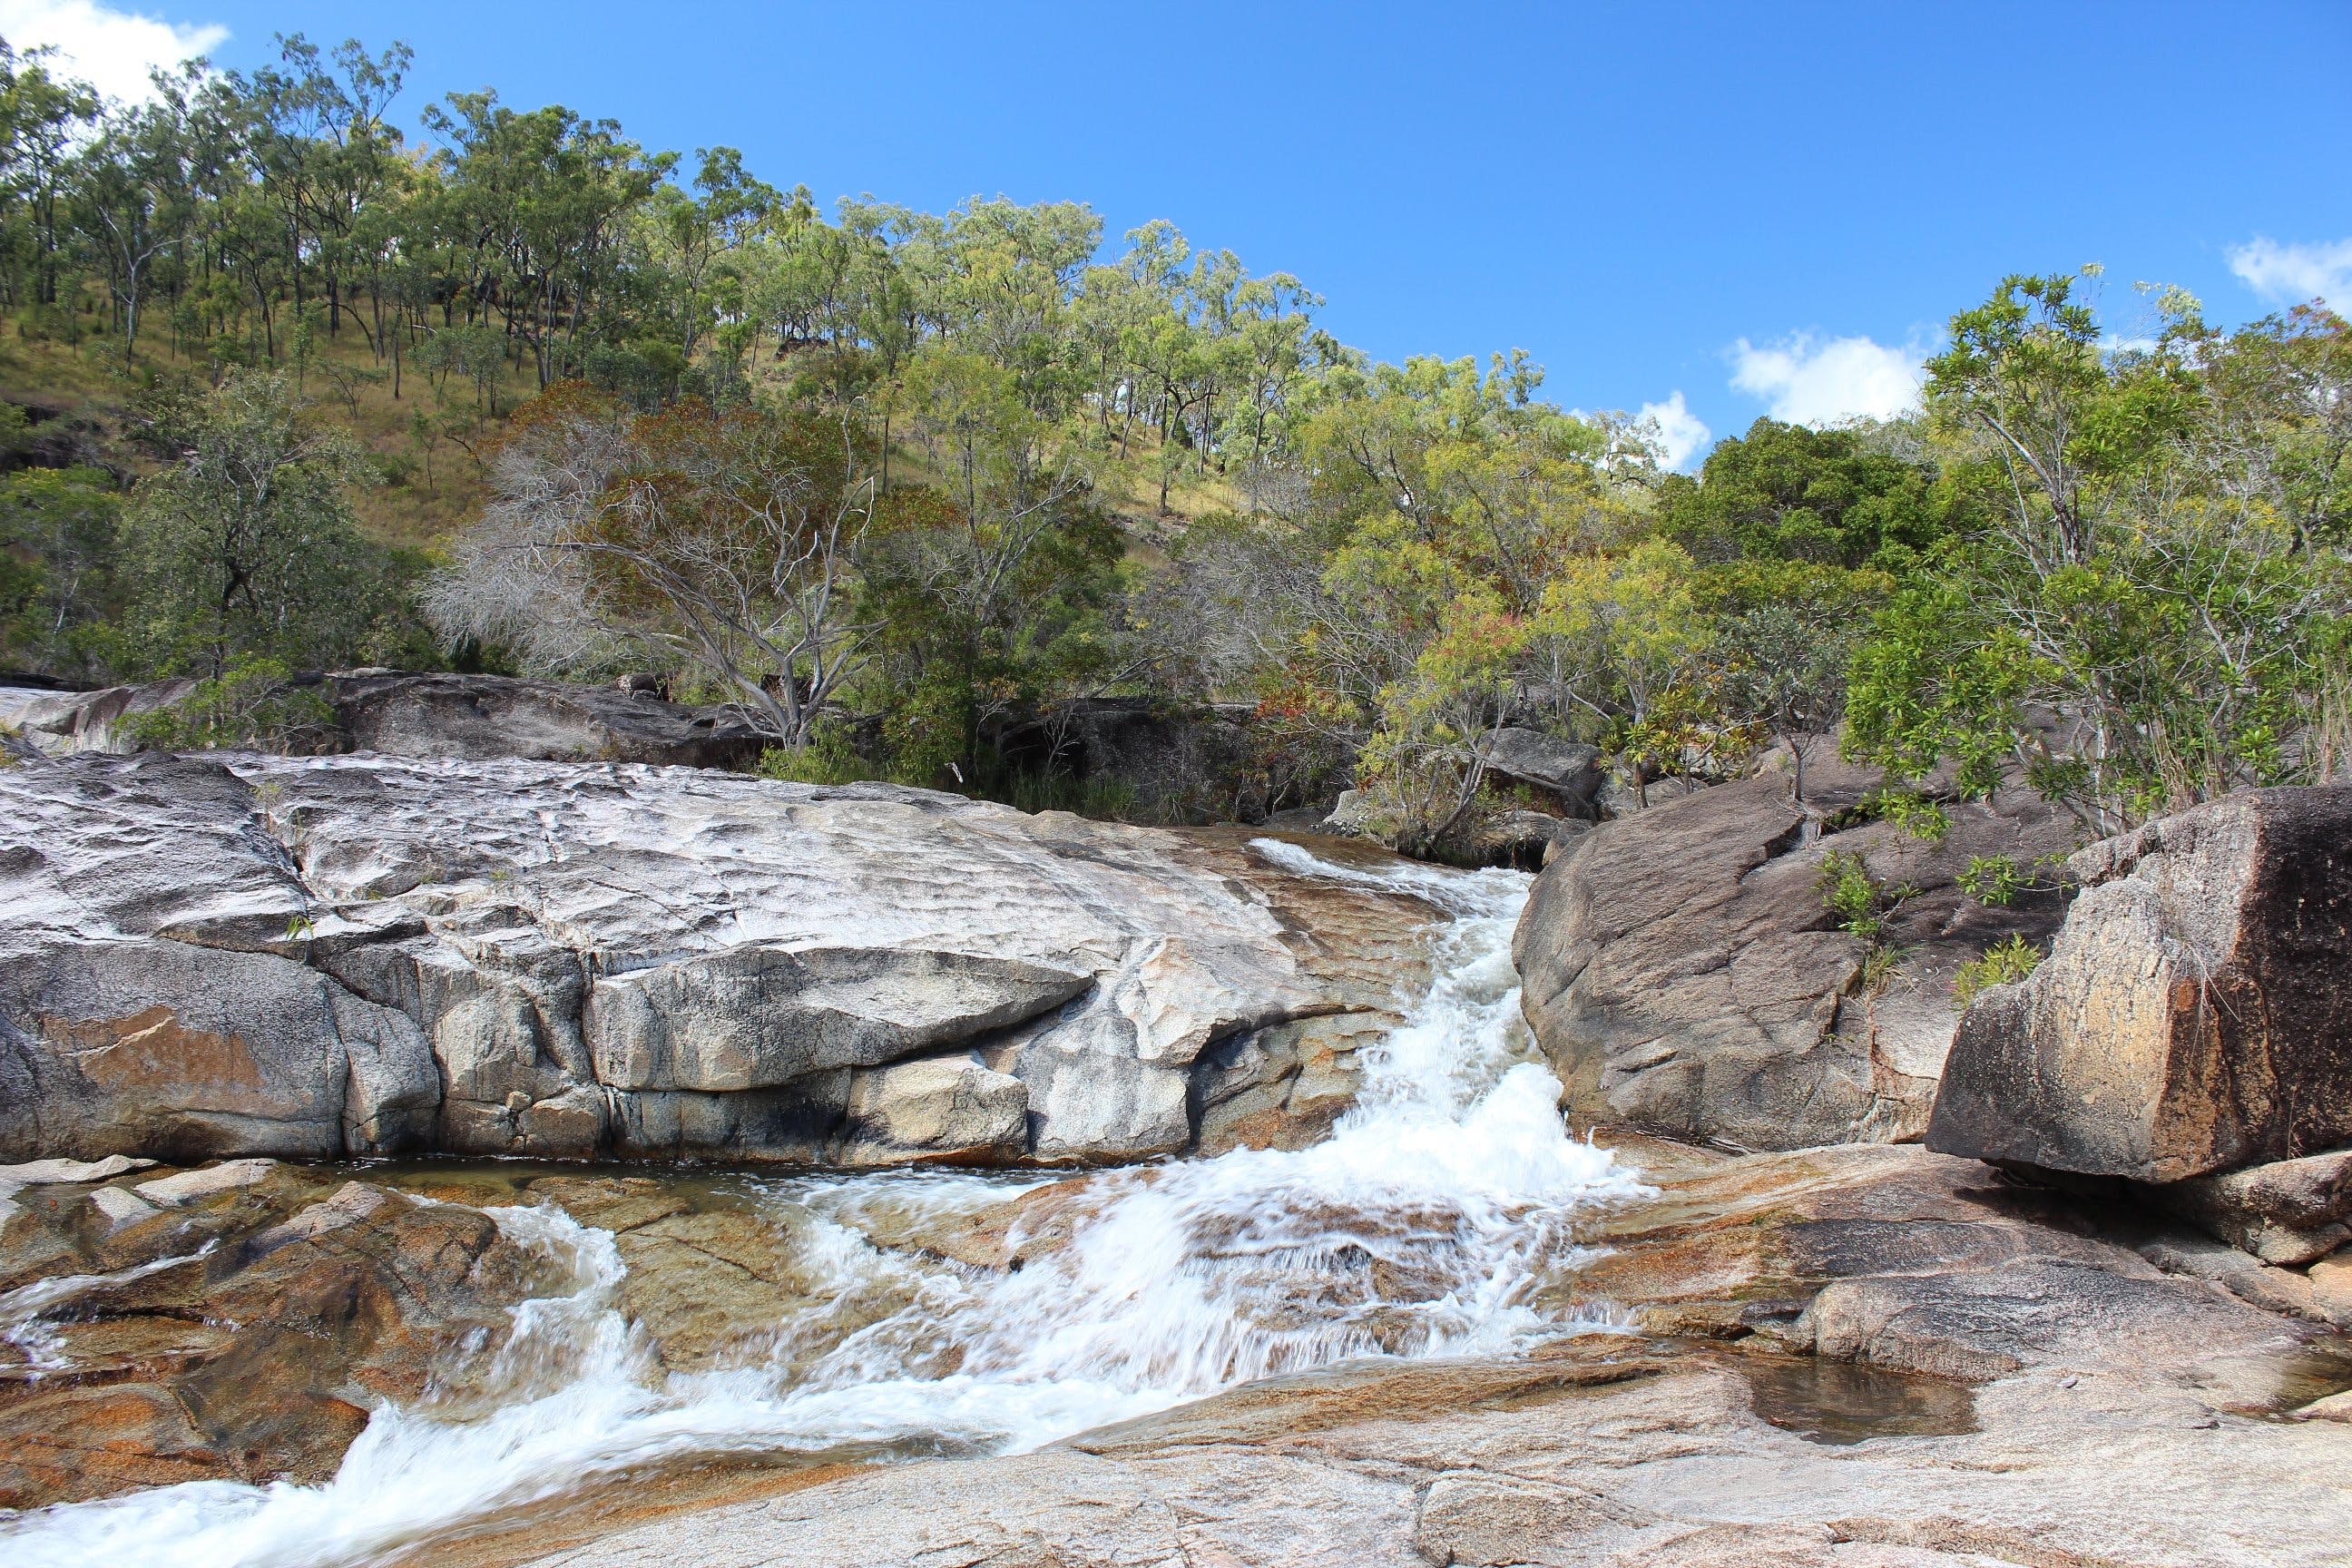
left=0, top=1156, right=155, bottom=1184
left=512, top=1326, right=2352, bottom=1568
left=132, top=1158, right=279, bottom=1206
left=0, top=671, right=769, bottom=770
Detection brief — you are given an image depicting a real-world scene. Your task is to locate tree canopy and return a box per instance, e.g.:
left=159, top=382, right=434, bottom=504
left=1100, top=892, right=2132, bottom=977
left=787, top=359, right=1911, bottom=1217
left=1, top=34, right=2346, bottom=849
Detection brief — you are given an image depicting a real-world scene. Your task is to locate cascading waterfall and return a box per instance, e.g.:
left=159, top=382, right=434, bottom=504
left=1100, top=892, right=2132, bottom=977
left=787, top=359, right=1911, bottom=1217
left=0, top=843, right=1648, bottom=1568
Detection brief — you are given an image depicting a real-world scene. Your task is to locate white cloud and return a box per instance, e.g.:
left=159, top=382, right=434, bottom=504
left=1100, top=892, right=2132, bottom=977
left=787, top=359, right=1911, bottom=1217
left=2227, top=236, right=2352, bottom=313
left=1729, top=333, right=1926, bottom=426
left=0, top=0, right=225, bottom=103
left=1634, top=390, right=1710, bottom=471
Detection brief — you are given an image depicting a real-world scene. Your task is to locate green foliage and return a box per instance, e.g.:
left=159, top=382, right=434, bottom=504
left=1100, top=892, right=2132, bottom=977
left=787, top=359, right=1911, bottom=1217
left=1858, top=786, right=1950, bottom=843
left=1659, top=416, right=1975, bottom=568
left=1856, top=943, right=1908, bottom=996
left=1956, top=851, right=2072, bottom=906
left=0, top=463, right=120, bottom=677
left=118, top=653, right=337, bottom=751
left=1846, top=271, right=2352, bottom=834
left=754, top=723, right=876, bottom=786
left=0, top=28, right=2347, bottom=855
left=1818, top=847, right=1922, bottom=952
left=1957, top=854, right=2023, bottom=906
left=1953, top=936, right=2042, bottom=1005
left=1704, top=560, right=1880, bottom=796
left=113, top=370, right=415, bottom=678
left=986, top=767, right=1140, bottom=822
left=1842, top=572, right=2026, bottom=801
left=1818, top=848, right=1886, bottom=941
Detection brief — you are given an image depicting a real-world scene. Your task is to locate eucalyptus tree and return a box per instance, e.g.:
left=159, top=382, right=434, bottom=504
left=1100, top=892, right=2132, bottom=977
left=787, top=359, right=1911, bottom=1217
left=648, top=144, right=777, bottom=365
left=238, top=35, right=413, bottom=345
left=116, top=369, right=387, bottom=676
left=0, top=43, right=99, bottom=309
left=1847, top=273, right=2352, bottom=830
left=71, top=73, right=201, bottom=362
left=421, top=90, right=671, bottom=387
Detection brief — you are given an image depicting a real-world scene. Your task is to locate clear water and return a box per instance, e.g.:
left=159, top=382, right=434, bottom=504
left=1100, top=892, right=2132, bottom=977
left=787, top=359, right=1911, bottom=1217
left=0, top=843, right=1647, bottom=1568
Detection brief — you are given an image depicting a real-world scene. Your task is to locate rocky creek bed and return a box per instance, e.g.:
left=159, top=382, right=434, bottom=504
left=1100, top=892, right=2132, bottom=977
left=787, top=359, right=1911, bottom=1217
left=0, top=843, right=2347, bottom=1567
left=5, top=750, right=2352, bottom=1565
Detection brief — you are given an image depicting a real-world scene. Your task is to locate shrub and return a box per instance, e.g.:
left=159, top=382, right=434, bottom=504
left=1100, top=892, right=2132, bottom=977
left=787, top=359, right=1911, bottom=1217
left=755, top=723, right=876, bottom=786
left=999, top=772, right=1140, bottom=821
left=1860, top=785, right=1949, bottom=843
left=1957, top=854, right=2022, bottom=906
left=119, top=654, right=337, bottom=753
left=1818, top=848, right=1886, bottom=941
left=1953, top=936, right=2042, bottom=1005
left=1957, top=850, right=2074, bottom=906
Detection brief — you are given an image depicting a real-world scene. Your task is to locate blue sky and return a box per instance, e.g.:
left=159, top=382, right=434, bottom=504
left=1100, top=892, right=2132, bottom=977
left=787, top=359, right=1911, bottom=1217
left=8, top=0, right=2349, bottom=466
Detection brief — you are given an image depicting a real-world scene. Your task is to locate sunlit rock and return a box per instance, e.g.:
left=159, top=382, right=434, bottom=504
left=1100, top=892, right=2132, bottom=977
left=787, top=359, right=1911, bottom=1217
left=0, top=753, right=1432, bottom=1164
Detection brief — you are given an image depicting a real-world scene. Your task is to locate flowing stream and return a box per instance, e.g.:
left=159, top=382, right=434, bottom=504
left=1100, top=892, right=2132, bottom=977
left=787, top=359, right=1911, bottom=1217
left=0, top=844, right=1647, bottom=1568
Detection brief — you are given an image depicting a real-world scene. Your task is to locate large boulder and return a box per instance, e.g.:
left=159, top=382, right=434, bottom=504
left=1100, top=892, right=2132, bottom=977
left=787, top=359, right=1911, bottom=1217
left=996, top=697, right=1278, bottom=824
left=1927, top=786, right=2352, bottom=1184
left=331, top=671, right=768, bottom=768
left=836, top=1054, right=1031, bottom=1164
left=0, top=752, right=1434, bottom=1166
left=0, top=671, right=768, bottom=769
left=1472, top=727, right=1604, bottom=812
left=2152, top=1149, right=2352, bottom=1265
left=0, top=753, right=439, bottom=1164
left=1514, top=770, right=2074, bottom=1151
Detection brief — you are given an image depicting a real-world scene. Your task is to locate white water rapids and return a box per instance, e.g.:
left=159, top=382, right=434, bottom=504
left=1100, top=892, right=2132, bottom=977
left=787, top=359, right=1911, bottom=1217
left=0, top=843, right=1648, bottom=1568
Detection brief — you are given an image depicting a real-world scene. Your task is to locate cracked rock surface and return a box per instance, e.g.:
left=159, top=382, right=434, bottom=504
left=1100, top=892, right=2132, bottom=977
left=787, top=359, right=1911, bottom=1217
left=0, top=751, right=1433, bottom=1166
left=1514, top=769, right=2076, bottom=1152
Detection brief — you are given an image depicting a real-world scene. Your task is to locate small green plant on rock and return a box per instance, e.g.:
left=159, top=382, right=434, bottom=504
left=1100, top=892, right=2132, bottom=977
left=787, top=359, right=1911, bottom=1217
left=755, top=723, right=877, bottom=787
left=1818, top=848, right=1917, bottom=942
left=1858, top=785, right=1950, bottom=843
left=1857, top=942, right=1911, bottom=996
left=1818, top=848, right=1884, bottom=940
left=1953, top=936, right=2042, bottom=1005
left=120, top=656, right=337, bottom=753
left=1820, top=848, right=1923, bottom=990
left=1957, top=851, right=2073, bottom=906
left=1957, top=854, right=2024, bottom=906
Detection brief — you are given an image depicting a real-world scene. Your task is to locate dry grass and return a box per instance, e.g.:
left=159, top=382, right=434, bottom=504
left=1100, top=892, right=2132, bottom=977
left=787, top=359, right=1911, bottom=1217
left=0, top=306, right=1259, bottom=558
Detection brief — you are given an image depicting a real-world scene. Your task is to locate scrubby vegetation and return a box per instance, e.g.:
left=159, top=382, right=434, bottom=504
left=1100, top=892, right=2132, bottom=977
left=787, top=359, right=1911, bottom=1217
left=2, top=34, right=2347, bottom=848
left=1953, top=936, right=2043, bottom=1005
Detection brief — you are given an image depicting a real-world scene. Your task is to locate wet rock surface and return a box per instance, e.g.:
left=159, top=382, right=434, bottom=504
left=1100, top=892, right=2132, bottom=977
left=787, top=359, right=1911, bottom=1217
left=505, top=1140, right=2352, bottom=1568
left=2, top=1139, right=2347, bottom=1561
left=1514, top=770, right=2074, bottom=1151
left=0, top=1158, right=536, bottom=1509
left=7, top=769, right=2350, bottom=1564
left=1929, top=784, right=2352, bottom=1183
left=0, top=752, right=1435, bottom=1167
